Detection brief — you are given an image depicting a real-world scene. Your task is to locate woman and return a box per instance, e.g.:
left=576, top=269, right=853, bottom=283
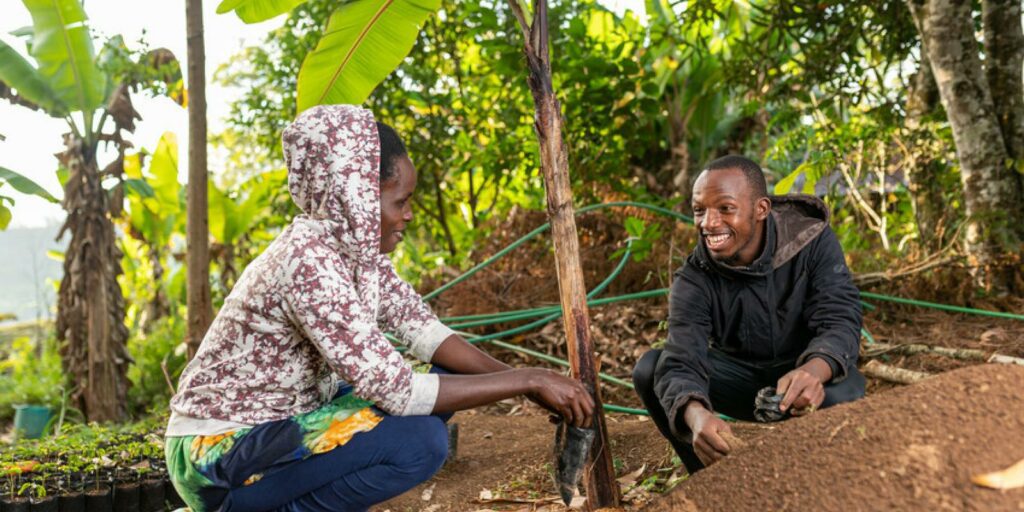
left=165, top=104, right=593, bottom=512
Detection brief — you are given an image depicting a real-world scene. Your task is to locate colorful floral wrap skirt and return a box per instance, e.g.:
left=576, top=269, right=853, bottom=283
left=165, top=391, right=382, bottom=511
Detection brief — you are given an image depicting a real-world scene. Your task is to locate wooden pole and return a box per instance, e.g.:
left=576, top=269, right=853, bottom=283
left=506, top=0, right=618, bottom=507
left=185, top=0, right=212, bottom=360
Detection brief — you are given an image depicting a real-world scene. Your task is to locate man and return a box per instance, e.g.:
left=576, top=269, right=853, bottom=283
left=633, top=155, right=865, bottom=473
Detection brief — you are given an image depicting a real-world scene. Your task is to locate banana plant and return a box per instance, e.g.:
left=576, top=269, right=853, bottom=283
left=0, top=166, right=59, bottom=230
left=217, top=0, right=441, bottom=113
left=0, top=0, right=181, bottom=422
left=207, top=169, right=287, bottom=292
left=121, top=132, right=184, bottom=331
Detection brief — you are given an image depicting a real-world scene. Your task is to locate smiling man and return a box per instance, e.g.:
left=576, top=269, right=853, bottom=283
left=633, top=155, right=865, bottom=473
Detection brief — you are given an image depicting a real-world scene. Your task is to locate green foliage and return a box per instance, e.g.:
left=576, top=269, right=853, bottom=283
left=0, top=167, right=59, bottom=203
left=614, top=217, right=663, bottom=263
left=0, top=38, right=66, bottom=115
left=20, top=0, right=106, bottom=114
left=297, top=0, right=442, bottom=112
left=0, top=336, right=64, bottom=419
left=218, top=0, right=310, bottom=23
left=0, top=166, right=60, bottom=231
left=126, top=314, right=186, bottom=415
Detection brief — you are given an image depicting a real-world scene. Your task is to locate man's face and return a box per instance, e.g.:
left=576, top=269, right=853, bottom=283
left=379, top=156, right=417, bottom=254
left=691, top=168, right=770, bottom=266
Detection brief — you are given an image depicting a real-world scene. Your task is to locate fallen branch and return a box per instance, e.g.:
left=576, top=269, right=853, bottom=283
left=863, top=342, right=1024, bottom=366
left=862, top=360, right=931, bottom=385
left=853, top=255, right=957, bottom=287
left=853, top=223, right=965, bottom=287
left=988, top=354, right=1024, bottom=367
left=161, top=354, right=177, bottom=396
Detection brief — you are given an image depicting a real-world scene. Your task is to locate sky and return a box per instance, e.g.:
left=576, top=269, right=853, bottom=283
left=0, top=0, right=644, bottom=229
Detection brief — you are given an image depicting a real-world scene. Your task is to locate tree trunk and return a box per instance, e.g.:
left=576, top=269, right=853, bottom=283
left=507, top=0, right=619, bottom=507
left=903, top=48, right=948, bottom=249
left=981, top=0, right=1024, bottom=242
left=141, top=245, right=169, bottom=332
left=55, top=137, right=129, bottom=422
left=186, top=0, right=213, bottom=360
left=910, top=0, right=1023, bottom=292
left=982, top=0, right=1024, bottom=163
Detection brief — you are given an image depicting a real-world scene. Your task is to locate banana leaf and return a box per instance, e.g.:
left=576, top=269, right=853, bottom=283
left=21, top=0, right=106, bottom=112
left=0, top=38, right=67, bottom=116
left=0, top=166, right=59, bottom=203
left=296, top=0, right=441, bottom=113
left=216, top=0, right=309, bottom=23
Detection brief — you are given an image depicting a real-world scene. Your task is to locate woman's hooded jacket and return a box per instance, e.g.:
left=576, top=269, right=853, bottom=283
left=168, top=105, right=453, bottom=432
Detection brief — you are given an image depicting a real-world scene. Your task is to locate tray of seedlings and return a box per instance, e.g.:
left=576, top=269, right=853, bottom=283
left=0, top=421, right=186, bottom=512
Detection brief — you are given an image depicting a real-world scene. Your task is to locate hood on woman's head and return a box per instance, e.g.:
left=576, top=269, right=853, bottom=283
left=282, top=104, right=381, bottom=258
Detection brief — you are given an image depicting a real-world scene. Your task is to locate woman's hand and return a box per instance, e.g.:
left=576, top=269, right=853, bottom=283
left=524, top=369, right=595, bottom=428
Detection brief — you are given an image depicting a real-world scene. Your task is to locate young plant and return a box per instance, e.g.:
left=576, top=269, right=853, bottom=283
left=4, top=467, right=21, bottom=500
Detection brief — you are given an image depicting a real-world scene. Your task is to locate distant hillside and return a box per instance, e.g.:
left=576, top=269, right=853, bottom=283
left=0, top=225, right=65, bottom=326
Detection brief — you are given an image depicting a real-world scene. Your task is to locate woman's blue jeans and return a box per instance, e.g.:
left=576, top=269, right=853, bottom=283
left=221, top=368, right=452, bottom=512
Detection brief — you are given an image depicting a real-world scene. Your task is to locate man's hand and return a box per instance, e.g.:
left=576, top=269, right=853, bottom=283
left=777, top=358, right=832, bottom=415
left=683, top=401, right=733, bottom=467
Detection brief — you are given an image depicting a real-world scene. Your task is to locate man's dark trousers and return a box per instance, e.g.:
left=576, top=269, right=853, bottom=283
left=633, top=348, right=866, bottom=474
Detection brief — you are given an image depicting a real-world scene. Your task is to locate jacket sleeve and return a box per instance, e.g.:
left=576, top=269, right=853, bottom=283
left=796, top=227, right=863, bottom=382
left=655, top=265, right=714, bottom=439
left=376, top=263, right=455, bottom=363
left=284, top=254, right=438, bottom=417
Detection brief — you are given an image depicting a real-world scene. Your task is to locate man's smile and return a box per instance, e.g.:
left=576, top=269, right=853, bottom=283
left=704, top=232, right=732, bottom=250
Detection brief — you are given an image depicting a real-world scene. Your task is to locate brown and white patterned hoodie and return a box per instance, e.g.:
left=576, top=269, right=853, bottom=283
left=167, top=105, right=452, bottom=435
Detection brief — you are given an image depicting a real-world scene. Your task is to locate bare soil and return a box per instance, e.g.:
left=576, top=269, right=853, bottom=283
left=646, top=363, right=1024, bottom=512
left=375, top=411, right=667, bottom=512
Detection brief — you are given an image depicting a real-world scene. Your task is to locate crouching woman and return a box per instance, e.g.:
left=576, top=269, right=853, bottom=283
left=164, top=105, right=592, bottom=512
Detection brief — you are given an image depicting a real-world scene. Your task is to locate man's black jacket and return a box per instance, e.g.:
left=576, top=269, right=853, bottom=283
left=654, top=194, right=862, bottom=438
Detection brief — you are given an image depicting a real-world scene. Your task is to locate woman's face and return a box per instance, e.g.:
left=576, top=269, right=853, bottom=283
left=379, top=155, right=417, bottom=254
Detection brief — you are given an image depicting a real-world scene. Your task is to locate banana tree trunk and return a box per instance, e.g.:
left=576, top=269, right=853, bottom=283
left=55, top=136, right=129, bottom=422
left=507, top=0, right=619, bottom=507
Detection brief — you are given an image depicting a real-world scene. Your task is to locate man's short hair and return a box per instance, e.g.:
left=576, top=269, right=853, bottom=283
left=703, top=155, right=768, bottom=199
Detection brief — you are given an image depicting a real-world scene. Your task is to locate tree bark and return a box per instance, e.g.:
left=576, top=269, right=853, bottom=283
left=141, top=245, right=169, bottom=332
left=982, top=0, right=1024, bottom=240
left=55, top=137, right=129, bottom=422
left=186, top=0, right=213, bottom=360
left=903, top=48, right=948, bottom=248
left=507, top=0, right=619, bottom=507
left=982, top=0, right=1024, bottom=163
left=910, top=0, right=1023, bottom=292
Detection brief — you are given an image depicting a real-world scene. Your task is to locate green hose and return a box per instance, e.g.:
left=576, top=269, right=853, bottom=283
left=423, top=202, right=691, bottom=301
left=860, top=291, right=1024, bottom=321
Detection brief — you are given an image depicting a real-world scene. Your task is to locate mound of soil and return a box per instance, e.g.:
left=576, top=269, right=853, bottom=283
left=646, top=363, right=1024, bottom=512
